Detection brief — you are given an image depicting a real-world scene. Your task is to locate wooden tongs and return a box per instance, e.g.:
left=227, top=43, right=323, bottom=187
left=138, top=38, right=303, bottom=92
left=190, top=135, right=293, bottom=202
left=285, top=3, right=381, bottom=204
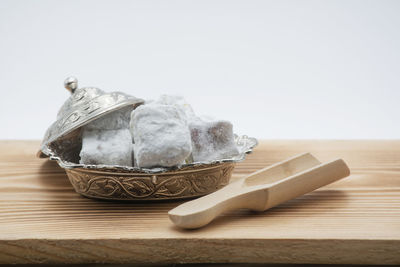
left=169, top=153, right=350, bottom=229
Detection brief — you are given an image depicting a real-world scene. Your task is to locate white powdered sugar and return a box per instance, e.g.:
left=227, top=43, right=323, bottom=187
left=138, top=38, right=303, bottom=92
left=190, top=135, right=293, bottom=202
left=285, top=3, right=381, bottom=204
left=79, top=128, right=133, bottom=166
left=79, top=106, right=133, bottom=166
left=154, top=95, right=196, bottom=120
left=130, top=103, right=192, bottom=168
left=84, top=106, right=132, bottom=130
left=189, top=117, right=239, bottom=162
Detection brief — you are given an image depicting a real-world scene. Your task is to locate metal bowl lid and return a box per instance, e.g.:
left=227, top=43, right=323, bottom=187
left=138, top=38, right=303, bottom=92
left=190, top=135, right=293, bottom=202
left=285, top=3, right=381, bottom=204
left=38, top=77, right=144, bottom=158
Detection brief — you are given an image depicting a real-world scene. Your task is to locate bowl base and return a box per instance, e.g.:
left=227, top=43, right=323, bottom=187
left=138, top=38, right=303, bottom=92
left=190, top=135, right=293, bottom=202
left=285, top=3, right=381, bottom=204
left=65, top=163, right=235, bottom=201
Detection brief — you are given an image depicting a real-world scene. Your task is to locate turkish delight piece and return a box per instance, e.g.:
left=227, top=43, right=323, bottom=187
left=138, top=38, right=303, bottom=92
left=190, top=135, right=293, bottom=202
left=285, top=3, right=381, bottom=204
left=79, top=128, right=133, bottom=166
left=130, top=104, right=192, bottom=168
left=154, top=95, right=196, bottom=120
left=84, top=106, right=132, bottom=130
left=190, top=118, right=239, bottom=162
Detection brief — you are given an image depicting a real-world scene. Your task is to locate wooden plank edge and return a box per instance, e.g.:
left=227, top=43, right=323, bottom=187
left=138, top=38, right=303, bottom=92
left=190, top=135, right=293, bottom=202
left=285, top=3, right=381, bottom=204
left=0, top=238, right=399, bottom=265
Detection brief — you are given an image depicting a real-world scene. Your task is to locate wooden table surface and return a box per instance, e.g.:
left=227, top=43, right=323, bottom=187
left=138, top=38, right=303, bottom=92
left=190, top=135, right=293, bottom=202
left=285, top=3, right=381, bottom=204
left=0, top=140, right=399, bottom=265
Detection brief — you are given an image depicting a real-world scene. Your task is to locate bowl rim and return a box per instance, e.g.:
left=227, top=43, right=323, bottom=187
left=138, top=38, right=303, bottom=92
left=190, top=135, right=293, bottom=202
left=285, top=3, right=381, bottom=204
left=43, top=135, right=258, bottom=174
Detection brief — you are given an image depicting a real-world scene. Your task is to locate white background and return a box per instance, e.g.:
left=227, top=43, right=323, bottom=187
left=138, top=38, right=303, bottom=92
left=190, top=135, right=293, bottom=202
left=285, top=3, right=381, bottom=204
left=0, top=0, right=399, bottom=140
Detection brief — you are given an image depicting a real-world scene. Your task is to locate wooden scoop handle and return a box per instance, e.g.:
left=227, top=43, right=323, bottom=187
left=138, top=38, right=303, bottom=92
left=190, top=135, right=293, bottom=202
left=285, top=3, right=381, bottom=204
left=169, top=153, right=320, bottom=229
left=168, top=180, right=266, bottom=229
left=169, top=157, right=350, bottom=229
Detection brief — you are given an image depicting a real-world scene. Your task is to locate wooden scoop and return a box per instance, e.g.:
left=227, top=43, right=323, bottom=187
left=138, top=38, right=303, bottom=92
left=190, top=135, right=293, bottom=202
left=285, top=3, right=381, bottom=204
left=169, top=153, right=350, bottom=229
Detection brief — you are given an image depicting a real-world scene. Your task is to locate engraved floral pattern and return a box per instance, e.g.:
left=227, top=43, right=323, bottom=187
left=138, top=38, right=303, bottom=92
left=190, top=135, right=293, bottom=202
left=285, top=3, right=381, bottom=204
left=66, top=163, right=235, bottom=200
left=41, top=90, right=144, bottom=149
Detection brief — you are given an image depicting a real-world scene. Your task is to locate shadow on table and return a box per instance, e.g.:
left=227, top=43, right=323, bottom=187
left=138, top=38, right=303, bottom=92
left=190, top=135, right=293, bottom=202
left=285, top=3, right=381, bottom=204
left=171, top=189, right=349, bottom=232
left=37, top=159, right=74, bottom=189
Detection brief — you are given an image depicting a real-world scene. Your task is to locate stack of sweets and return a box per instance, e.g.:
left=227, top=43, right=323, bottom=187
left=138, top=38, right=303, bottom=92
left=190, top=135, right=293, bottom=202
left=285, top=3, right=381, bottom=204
left=79, top=95, right=239, bottom=168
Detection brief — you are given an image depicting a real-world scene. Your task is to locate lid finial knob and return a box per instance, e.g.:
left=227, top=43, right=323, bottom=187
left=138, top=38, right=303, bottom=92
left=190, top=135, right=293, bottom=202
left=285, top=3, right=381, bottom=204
left=64, top=77, right=78, bottom=94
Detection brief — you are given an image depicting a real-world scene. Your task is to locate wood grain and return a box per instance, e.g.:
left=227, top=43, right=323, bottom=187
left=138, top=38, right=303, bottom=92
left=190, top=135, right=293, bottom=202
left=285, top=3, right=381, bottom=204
left=0, top=140, right=399, bottom=264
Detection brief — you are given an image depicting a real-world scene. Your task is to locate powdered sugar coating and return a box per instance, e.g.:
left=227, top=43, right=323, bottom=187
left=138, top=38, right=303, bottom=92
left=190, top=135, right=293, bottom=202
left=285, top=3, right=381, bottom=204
left=84, top=106, right=132, bottom=130
left=154, top=95, right=196, bottom=120
left=130, top=103, right=192, bottom=168
left=190, top=118, right=239, bottom=162
left=78, top=94, right=240, bottom=168
left=79, top=128, right=133, bottom=166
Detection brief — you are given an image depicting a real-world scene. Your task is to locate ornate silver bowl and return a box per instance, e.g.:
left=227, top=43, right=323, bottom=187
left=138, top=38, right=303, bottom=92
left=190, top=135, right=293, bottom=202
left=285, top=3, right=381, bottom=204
left=66, top=161, right=235, bottom=201
left=38, top=77, right=257, bottom=201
